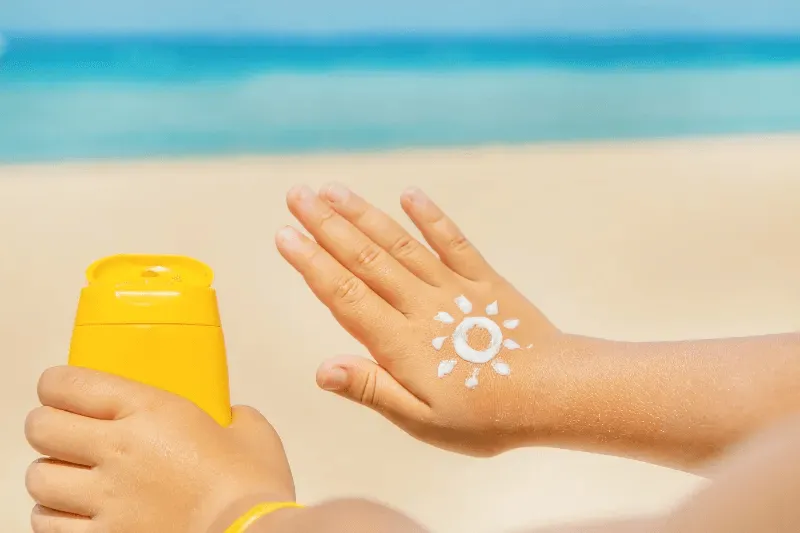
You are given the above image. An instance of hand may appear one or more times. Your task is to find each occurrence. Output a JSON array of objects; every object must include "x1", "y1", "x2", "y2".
[
  {"x1": 276, "y1": 184, "x2": 564, "y2": 456},
  {"x1": 24, "y1": 366, "x2": 295, "y2": 533}
]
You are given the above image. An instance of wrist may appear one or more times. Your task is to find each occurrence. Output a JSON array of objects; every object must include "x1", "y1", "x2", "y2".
[
  {"x1": 502, "y1": 332, "x2": 608, "y2": 451},
  {"x1": 509, "y1": 333, "x2": 715, "y2": 469},
  {"x1": 207, "y1": 493, "x2": 302, "y2": 533}
]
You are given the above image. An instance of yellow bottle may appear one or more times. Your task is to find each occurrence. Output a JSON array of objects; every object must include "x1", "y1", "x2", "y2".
[{"x1": 68, "y1": 254, "x2": 232, "y2": 426}]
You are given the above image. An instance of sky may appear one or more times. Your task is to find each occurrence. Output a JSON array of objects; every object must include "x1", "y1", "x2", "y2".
[{"x1": 2, "y1": 0, "x2": 800, "y2": 34}]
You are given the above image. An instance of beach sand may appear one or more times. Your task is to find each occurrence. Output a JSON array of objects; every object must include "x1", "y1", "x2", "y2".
[{"x1": 2, "y1": 134, "x2": 800, "y2": 532}]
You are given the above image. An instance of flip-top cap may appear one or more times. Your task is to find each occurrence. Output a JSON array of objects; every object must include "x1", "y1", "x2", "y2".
[{"x1": 74, "y1": 254, "x2": 221, "y2": 326}]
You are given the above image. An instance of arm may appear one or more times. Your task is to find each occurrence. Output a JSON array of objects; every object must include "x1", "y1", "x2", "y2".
[
  {"x1": 523, "y1": 519, "x2": 660, "y2": 533},
  {"x1": 223, "y1": 504, "x2": 656, "y2": 533},
  {"x1": 210, "y1": 496, "x2": 646, "y2": 533},
  {"x1": 659, "y1": 410, "x2": 800, "y2": 533},
  {"x1": 520, "y1": 332, "x2": 800, "y2": 471},
  {"x1": 520, "y1": 412, "x2": 800, "y2": 533},
  {"x1": 277, "y1": 184, "x2": 800, "y2": 472},
  {"x1": 218, "y1": 411, "x2": 800, "y2": 533}
]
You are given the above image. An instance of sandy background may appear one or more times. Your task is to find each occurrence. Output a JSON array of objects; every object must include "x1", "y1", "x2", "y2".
[{"x1": 2, "y1": 135, "x2": 800, "y2": 532}]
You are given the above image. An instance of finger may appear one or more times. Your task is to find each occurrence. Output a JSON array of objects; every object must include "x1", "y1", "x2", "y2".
[
  {"x1": 316, "y1": 355, "x2": 431, "y2": 424},
  {"x1": 31, "y1": 505, "x2": 92, "y2": 533},
  {"x1": 319, "y1": 183, "x2": 452, "y2": 287},
  {"x1": 38, "y1": 365, "x2": 167, "y2": 421},
  {"x1": 25, "y1": 406, "x2": 109, "y2": 467},
  {"x1": 275, "y1": 226, "x2": 406, "y2": 350},
  {"x1": 401, "y1": 187, "x2": 496, "y2": 281},
  {"x1": 26, "y1": 459, "x2": 96, "y2": 517},
  {"x1": 287, "y1": 185, "x2": 429, "y2": 313}
]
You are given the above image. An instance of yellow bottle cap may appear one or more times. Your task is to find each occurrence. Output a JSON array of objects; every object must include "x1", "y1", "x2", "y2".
[{"x1": 74, "y1": 254, "x2": 221, "y2": 326}]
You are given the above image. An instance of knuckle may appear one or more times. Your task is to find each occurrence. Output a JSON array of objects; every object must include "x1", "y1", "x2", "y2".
[
  {"x1": 358, "y1": 371, "x2": 379, "y2": 407},
  {"x1": 304, "y1": 246, "x2": 328, "y2": 269},
  {"x1": 128, "y1": 382, "x2": 179, "y2": 416},
  {"x1": 155, "y1": 394, "x2": 199, "y2": 422},
  {"x1": 106, "y1": 428, "x2": 131, "y2": 459},
  {"x1": 333, "y1": 275, "x2": 366, "y2": 305},
  {"x1": 355, "y1": 242, "x2": 384, "y2": 268},
  {"x1": 353, "y1": 206, "x2": 373, "y2": 226},
  {"x1": 427, "y1": 209, "x2": 446, "y2": 226},
  {"x1": 317, "y1": 205, "x2": 337, "y2": 225},
  {"x1": 388, "y1": 234, "x2": 418, "y2": 258},
  {"x1": 142, "y1": 391, "x2": 174, "y2": 414},
  {"x1": 98, "y1": 479, "x2": 119, "y2": 501},
  {"x1": 39, "y1": 366, "x2": 100, "y2": 407},
  {"x1": 447, "y1": 233, "x2": 471, "y2": 253}
]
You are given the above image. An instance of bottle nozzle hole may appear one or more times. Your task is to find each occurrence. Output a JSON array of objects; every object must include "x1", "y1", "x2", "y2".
[{"x1": 141, "y1": 266, "x2": 168, "y2": 278}]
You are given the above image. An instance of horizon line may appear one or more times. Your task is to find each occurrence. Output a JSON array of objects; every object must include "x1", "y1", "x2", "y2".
[{"x1": 3, "y1": 29, "x2": 800, "y2": 40}]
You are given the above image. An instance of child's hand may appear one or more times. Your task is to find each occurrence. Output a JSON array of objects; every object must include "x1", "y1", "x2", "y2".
[
  {"x1": 24, "y1": 366, "x2": 294, "y2": 533},
  {"x1": 276, "y1": 185, "x2": 562, "y2": 456}
]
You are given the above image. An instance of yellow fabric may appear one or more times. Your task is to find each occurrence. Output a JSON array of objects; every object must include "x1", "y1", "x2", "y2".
[{"x1": 224, "y1": 502, "x2": 304, "y2": 533}]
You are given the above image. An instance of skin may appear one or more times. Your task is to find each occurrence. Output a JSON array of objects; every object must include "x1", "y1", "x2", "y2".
[
  {"x1": 25, "y1": 366, "x2": 295, "y2": 533},
  {"x1": 226, "y1": 412, "x2": 800, "y2": 533},
  {"x1": 27, "y1": 369, "x2": 800, "y2": 533},
  {"x1": 24, "y1": 185, "x2": 800, "y2": 532}
]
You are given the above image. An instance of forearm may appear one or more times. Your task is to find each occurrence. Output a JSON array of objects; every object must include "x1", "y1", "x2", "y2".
[
  {"x1": 520, "y1": 332, "x2": 800, "y2": 471},
  {"x1": 659, "y1": 411, "x2": 800, "y2": 533},
  {"x1": 209, "y1": 497, "x2": 428, "y2": 533},
  {"x1": 525, "y1": 412, "x2": 800, "y2": 533}
]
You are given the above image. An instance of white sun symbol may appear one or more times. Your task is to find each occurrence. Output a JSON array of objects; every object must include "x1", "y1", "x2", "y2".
[{"x1": 432, "y1": 295, "x2": 522, "y2": 390}]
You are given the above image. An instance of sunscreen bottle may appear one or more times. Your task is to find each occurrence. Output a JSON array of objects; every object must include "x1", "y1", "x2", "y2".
[{"x1": 68, "y1": 254, "x2": 232, "y2": 426}]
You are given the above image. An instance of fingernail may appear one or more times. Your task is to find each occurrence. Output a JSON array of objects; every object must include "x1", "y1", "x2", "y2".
[
  {"x1": 403, "y1": 186, "x2": 427, "y2": 206},
  {"x1": 320, "y1": 367, "x2": 349, "y2": 391},
  {"x1": 322, "y1": 183, "x2": 350, "y2": 203},
  {"x1": 277, "y1": 226, "x2": 303, "y2": 250},
  {"x1": 290, "y1": 184, "x2": 314, "y2": 202}
]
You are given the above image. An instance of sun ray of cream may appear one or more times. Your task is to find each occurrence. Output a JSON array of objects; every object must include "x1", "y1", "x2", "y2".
[
  {"x1": 435, "y1": 312, "x2": 454, "y2": 324},
  {"x1": 455, "y1": 295, "x2": 473, "y2": 314},
  {"x1": 492, "y1": 360, "x2": 511, "y2": 376},
  {"x1": 465, "y1": 367, "x2": 480, "y2": 389},
  {"x1": 432, "y1": 336, "x2": 447, "y2": 350},
  {"x1": 503, "y1": 339, "x2": 520, "y2": 350},
  {"x1": 485, "y1": 301, "x2": 498, "y2": 315},
  {"x1": 438, "y1": 360, "x2": 457, "y2": 378},
  {"x1": 503, "y1": 318, "x2": 519, "y2": 329}
]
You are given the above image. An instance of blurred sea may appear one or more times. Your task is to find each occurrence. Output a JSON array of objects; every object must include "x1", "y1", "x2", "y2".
[{"x1": 1, "y1": 34, "x2": 800, "y2": 163}]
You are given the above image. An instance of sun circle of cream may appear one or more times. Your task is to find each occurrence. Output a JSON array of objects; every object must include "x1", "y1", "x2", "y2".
[
  {"x1": 451, "y1": 316, "x2": 503, "y2": 364},
  {"x1": 432, "y1": 295, "x2": 523, "y2": 389}
]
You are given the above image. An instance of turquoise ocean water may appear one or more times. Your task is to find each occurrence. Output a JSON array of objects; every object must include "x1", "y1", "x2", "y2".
[{"x1": 2, "y1": 34, "x2": 800, "y2": 163}]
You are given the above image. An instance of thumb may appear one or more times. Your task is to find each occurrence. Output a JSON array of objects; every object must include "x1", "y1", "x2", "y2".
[{"x1": 316, "y1": 356, "x2": 429, "y2": 422}]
